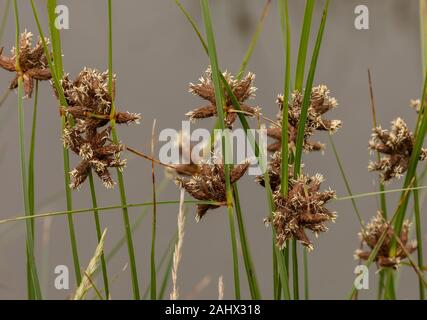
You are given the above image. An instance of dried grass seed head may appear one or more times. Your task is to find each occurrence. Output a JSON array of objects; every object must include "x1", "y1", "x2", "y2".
[
  {"x1": 186, "y1": 66, "x2": 260, "y2": 127},
  {"x1": 368, "y1": 117, "x2": 427, "y2": 182},
  {"x1": 256, "y1": 151, "x2": 294, "y2": 192},
  {"x1": 354, "y1": 211, "x2": 417, "y2": 269},
  {"x1": 176, "y1": 161, "x2": 250, "y2": 220},
  {"x1": 59, "y1": 67, "x2": 141, "y2": 131},
  {"x1": 64, "y1": 125, "x2": 126, "y2": 189},
  {"x1": 271, "y1": 173, "x2": 337, "y2": 251},
  {"x1": 267, "y1": 85, "x2": 341, "y2": 153},
  {"x1": 0, "y1": 30, "x2": 51, "y2": 98}
]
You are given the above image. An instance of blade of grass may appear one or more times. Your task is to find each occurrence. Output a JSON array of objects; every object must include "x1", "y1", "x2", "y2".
[
  {"x1": 142, "y1": 230, "x2": 177, "y2": 299},
  {"x1": 293, "y1": 0, "x2": 329, "y2": 178},
  {"x1": 101, "y1": 178, "x2": 169, "y2": 266},
  {"x1": 171, "y1": 5, "x2": 266, "y2": 299},
  {"x1": 73, "y1": 229, "x2": 107, "y2": 300},
  {"x1": 420, "y1": 0, "x2": 427, "y2": 73},
  {"x1": 28, "y1": 81, "x2": 38, "y2": 231},
  {"x1": 0, "y1": 0, "x2": 10, "y2": 43},
  {"x1": 368, "y1": 69, "x2": 388, "y2": 219},
  {"x1": 107, "y1": 0, "x2": 140, "y2": 300},
  {"x1": 13, "y1": 0, "x2": 42, "y2": 300},
  {"x1": 88, "y1": 173, "x2": 110, "y2": 299},
  {"x1": 0, "y1": 200, "x2": 223, "y2": 225},
  {"x1": 278, "y1": 0, "x2": 292, "y2": 299},
  {"x1": 413, "y1": 178, "x2": 425, "y2": 299},
  {"x1": 236, "y1": 0, "x2": 271, "y2": 79},
  {"x1": 31, "y1": 0, "x2": 83, "y2": 284},
  {"x1": 150, "y1": 120, "x2": 157, "y2": 300},
  {"x1": 200, "y1": 0, "x2": 241, "y2": 299},
  {"x1": 158, "y1": 249, "x2": 174, "y2": 300},
  {"x1": 367, "y1": 69, "x2": 389, "y2": 299},
  {"x1": 391, "y1": 72, "x2": 427, "y2": 253},
  {"x1": 233, "y1": 184, "x2": 261, "y2": 299},
  {"x1": 348, "y1": 179, "x2": 415, "y2": 299},
  {"x1": 292, "y1": 0, "x2": 330, "y2": 300},
  {"x1": 294, "y1": 0, "x2": 315, "y2": 91},
  {"x1": 27, "y1": 81, "x2": 38, "y2": 300}
]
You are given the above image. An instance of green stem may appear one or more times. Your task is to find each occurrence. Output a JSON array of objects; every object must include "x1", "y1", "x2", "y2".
[
  {"x1": 107, "y1": 0, "x2": 140, "y2": 299},
  {"x1": 200, "y1": 0, "x2": 240, "y2": 299},
  {"x1": 278, "y1": 0, "x2": 292, "y2": 300},
  {"x1": 0, "y1": 0, "x2": 10, "y2": 43},
  {"x1": 88, "y1": 172, "x2": 110, "y2": 299},
  {"x1": 150, "y1": 125, "x2": 157, "y2": 300},
  {"x1": 233, "y1": 184, "x2": 261, "y2": 299},
  {"x1": 291, "y1": 240, "x2": 299, "y2": 299},
  {"x1": 236, "y1": 0, "x2": 271, "y2": 79},
  {"x1": 294, "y1": 0, "x2": 315, "y2": 91},
  {"x1": 14, "y1": 0, "x2": 42, "y2": 300},
  {"x1": 413, "y1": 178, "x2": 425, "y2": 300}
]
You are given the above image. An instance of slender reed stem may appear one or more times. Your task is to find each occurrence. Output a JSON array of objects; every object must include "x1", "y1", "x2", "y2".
[
  {"x1": 0, "y1": 0, "x2": 10, "y2": 42},
  {"x1": 106, "y1": 0, "x2": 140, "y2": 299},
  {"x1": 237, "y1": 0, "x2": 271, "y2": 79},
  {"x1": 200, "y1": 0, "x2": 241, "y2": 299},
  {"x1": 150, "y1": 120, "x2": 158, "y2": 300},
  {"x1": 413, "y1": 178, "x2": 425, "y2": 299},
  {"x1": 88, "y1": 173, "x2": 110, "y2": 299},
  {"x1": 233, "y1": 185, "x2": 261, "y2": 299},
  {"x1": 278, "y1": 0, "x2": 292, "y2": 299},
  {"x1": 420, "y1": 0, "x2": 427, "y2": 73},
  {"x1": 31, "y1": 0, "x2": 83, "y2": 284},
  {"x1": 13, "y1": 0, "x2": 42, "y2": 300}
]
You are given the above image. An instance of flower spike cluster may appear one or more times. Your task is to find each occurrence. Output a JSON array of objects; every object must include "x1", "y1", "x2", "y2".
[
  {"x1": 59, "y1": 68, "x2": 141, "y2": 189},
  {"x1": 186, "y1": 67, "x2": 260, "y2": 127},
  {"x1": 368, "y1": 117, "x2": 427, "y2": 182},
  {"x1": 0, "y1": 30, "x2": 51, "y2": 98},
  {"x1": 256, "y1": 151, "x2": 294, "y2": 193},
  {"x1": 354, "y1": 212, "x2": 417, "y2": 269},
  {"x1": 267, "y1": 85, "x2": 341, "y2": 153},
  {"x1": 270, "y1": 173, "x2": 337, "y2": 251},
  {"x1": 176, "y1": 161, "x2": 249, "y2": 221}
]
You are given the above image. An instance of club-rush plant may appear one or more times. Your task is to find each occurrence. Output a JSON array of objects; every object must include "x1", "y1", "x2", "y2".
[{"x1": 0, "y1": 0, "x2": 426, "y2": 301}]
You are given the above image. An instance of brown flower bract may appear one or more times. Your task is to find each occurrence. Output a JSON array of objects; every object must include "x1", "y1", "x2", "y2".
[
  {"x1": 0, "y1": 30, "x2": 51, "y2": 98},
  {"x1": 186, "y1": 67, "x2": 260, "y2": 127},
  {"x1": 368, "y1": 117, "x2": 427, "y2": 182},
  {"x1": 355, "y1": 212, "x2": 417, "y2": 269},
  {"x1": 177, "y1": 162, "x2": 249, "y2": 220},
  {"x1": 272, "y1": 173, "x2": 336, "y2": 251},
  {"x1": 267, "y1": 85, "x2": 341, "y2": 153}
]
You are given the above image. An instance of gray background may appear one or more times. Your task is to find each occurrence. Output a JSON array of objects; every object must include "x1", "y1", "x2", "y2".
[{"x1": 0, "y1": 0, "x2": 425, "y2": 299}]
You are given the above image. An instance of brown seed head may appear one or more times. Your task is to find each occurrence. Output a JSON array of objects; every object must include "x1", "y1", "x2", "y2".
[
  {"x1": 186, "y1": 67, "x2": 260, "y2": 127},
  {"x1": 0, "y1": 30, "x2": 51, "y2": 98},
  {"x1": 267, "y1": 85, "x2": 341, "y2": 153},
  {"x1": 354, "y1": 212, "x2": 417, "y2": 269},
  {"x1": 176, "y1": 161, "x2": 249, "y2": 220},
  {"x1": 368, "y1": 117, "x2": 427, "y2": 182},
  {"x1": 271, "y1": 173, "x2": 337, "y2": 251}
]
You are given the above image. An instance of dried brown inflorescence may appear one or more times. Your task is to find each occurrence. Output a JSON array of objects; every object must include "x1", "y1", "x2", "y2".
[
  {"x1": 59, "y1": 68, "x2": 141, "y2": 189},
  {"x1": 354, "y1": 212, "x2": 417, "y2": 269},
  {"x1": 186, "y1": 67, "x2": 260, "y2": 127},
  {"x1": 368, "y1": 117, "x2": 427, "y2": 182},
  {"x1": 270, "y1": 173, "x2": 336, "y2": 251},
  {"x1": 176, "y1": 162, "x2": 249, "y2": 220},
  {"x1": 63, "y1": 126, "x2": 126, "y2": 189},
  {"x1": 267, "y1": 85, "x2": 341, "y2": 153},
  {"x1": 59, "y1": 67, "x2": 140, "y2": 134},
  {"x1": 0, "y1": 30, "x2": 51, "y2": 98},
  {"x1": 256, "y1": 151, "x2": 294, "y2": 192}
]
